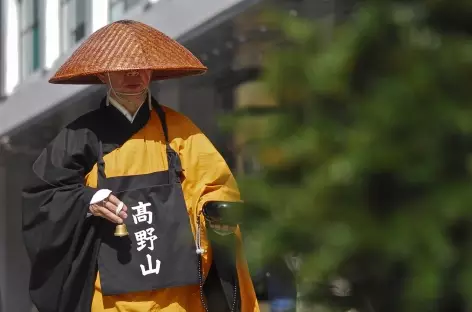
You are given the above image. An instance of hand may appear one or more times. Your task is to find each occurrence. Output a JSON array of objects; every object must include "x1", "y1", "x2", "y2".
[{"x1": 89, "y1": 194, "x2": 128, "y2": 224}]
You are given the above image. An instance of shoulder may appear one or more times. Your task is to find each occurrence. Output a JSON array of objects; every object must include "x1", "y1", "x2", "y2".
[
  {"x1": 160, "y1": 105, "x2": 201, "y2": 135},
  {"x1": 60, "y1": 107, "x2": 109, "y2": 142},
  {"x1": 161, "y1": 105, "x2": 195, "y2": 125},
  {"x1": 66, "y1": 108, "x2": 104, "y2": 132},
  {"x1": 47, "y1": 108, "x2": 104, "y2": 150},
  {"x1": 34, "y1": 109, "x2": 102, "y2": 172}
]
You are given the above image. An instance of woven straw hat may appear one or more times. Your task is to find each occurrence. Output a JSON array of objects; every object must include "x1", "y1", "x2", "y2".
[{"x1": 49, "y1": 20, "x2": 207, "y2": 84}]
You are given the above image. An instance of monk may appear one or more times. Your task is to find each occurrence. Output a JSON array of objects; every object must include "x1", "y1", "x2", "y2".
[{"x1": 22, "y1": 20, "x2": 259, "y2": 312}]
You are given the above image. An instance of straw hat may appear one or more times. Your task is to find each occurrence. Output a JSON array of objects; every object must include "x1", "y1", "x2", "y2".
[{"x1": 49, "y1": 20, "x2": 207, "y2": 84}]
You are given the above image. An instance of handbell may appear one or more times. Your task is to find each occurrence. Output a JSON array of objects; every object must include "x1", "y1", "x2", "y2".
[{"x1": 114, "y1": 224, "x2": 129, "y2": 237}]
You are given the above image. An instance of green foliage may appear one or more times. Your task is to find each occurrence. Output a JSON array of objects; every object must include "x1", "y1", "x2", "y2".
[{"x1": 234, "y1": 1, "x2": 472, "y2": 311}]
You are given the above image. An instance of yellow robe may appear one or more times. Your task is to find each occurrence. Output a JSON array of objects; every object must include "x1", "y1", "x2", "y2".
[{"x1": 84, "y1": 105, "x2": 259, "y2": 312}]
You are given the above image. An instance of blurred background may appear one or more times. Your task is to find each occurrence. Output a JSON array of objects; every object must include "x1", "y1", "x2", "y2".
[
  {"x1": 9, "y1": 0, "x2": 470, "y2": 312},
  {"x1": 0, "y1": 0, "x2": 357, "y2": 311}
]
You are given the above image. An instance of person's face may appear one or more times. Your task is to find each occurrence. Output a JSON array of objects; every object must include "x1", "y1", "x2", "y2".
[{"x1": 98, "y1": 69, "x2": 152, "y2": 93}]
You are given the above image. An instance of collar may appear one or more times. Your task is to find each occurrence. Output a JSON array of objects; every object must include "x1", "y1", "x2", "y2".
[
  {"x1": 99, "y1": 96, "x2": 152, "y2": 147},
  {"x1": 107, "y1": 91, "x2": 153, "y2": 123}
]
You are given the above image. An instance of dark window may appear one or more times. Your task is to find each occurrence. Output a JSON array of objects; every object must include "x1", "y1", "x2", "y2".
[
  {"x1": 60, "y1": 0, "x2": 87, "y2": 53},
  {"x1": 20, "y1": 0, "x2": 40, "y2": 78}
]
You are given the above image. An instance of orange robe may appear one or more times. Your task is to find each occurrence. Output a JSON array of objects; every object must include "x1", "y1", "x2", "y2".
[{"x1": 84, "y1": 106, "x2": 259, "y2": 312}]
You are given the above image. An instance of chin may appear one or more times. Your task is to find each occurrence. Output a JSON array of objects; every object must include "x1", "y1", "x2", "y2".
[
  {"x1": 117, "y1": 87, "x2": 146, "y2": 94},
  {"x1": 130, "y1": 86, "x2": 146, "y2": 92}
]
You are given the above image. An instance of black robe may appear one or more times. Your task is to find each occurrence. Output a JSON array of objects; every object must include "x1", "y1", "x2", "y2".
[{"x1": 22, "y1": 99, "x2": 146, "y2": 312}]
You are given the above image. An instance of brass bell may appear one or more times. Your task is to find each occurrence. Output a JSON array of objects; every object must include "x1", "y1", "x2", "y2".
[{"x1": 114, "y1": 224, "x2": 129, "y2": 237}]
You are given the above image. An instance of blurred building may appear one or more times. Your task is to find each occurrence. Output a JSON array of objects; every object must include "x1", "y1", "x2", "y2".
[{"x1": 0, "y1": 0, "x2": 354, "y2": 311}]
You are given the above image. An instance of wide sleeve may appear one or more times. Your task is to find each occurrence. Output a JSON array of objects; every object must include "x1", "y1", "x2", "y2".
[
  {"x1": 178, "y1": 118, "x2": 260, "y2": 312},
  {"x1": 21, "y1": 124, "x2": 99, "y2": 310},
  {"x1": 179, "y1": 120, "x2": 240, "y2": 222}
]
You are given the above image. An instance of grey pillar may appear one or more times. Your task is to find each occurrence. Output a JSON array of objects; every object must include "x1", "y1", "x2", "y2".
[
  {"x1": 0, "y1": 166, "x2": 6, "y2": 312},
  {"x1": 5, "y1": 155, "x2": 34, "y2": 312}
]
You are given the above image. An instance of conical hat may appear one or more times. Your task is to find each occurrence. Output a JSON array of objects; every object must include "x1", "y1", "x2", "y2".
[{"x1": 49, "y1": 20, "x2": 207, "y2": 84}]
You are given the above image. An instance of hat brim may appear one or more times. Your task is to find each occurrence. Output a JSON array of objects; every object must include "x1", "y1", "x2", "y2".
[{"x1": 48, "y1": 66, "x2": 207, "y2": 84}]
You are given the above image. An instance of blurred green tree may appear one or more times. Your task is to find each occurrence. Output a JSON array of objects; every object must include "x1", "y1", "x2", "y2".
[{"x1": 231, "y1": 1, "x2": 472, "y2": 311}]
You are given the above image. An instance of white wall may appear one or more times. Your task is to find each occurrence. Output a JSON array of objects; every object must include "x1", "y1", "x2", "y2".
[
  {"x1": 92, "y1": 0, "x2": 109, "y2": 32},
  {"x1": 4, "y1": 0, "x2": 19, "y2": 95},
  {"x1": 44, "y1": 0, "x2": 60, "y2": 70}
]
